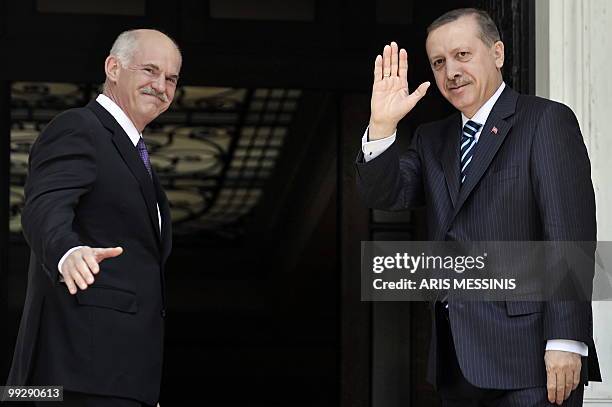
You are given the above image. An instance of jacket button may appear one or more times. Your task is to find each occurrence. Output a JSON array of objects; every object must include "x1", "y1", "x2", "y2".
[{"x1": 161, "y1": 309, "x2": 167, "y2": 318}]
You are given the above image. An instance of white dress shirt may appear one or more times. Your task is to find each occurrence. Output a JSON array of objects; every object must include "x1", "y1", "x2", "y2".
[
  {"x1": 360, "y1": 82, "x2": 588, "y2": 357},
  {"x1": 58, "y1": 94, "x2": 162, "y2": 274}
]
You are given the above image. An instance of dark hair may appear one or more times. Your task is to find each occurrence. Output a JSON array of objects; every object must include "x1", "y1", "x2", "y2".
[{"x1": 427, "y1": 8, "x2": 501, "y2": 47}]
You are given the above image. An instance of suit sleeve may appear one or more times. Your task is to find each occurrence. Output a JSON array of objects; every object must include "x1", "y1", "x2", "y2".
[
  {"x1": 355, "y1": 127, "x2": 425, "y2": 211},
  {"x1": 530, "y1": 102, "x2": 595, "y2": 344},
  {"x1": 21, "y1": 111, "x2": 97, "y2": 283}
]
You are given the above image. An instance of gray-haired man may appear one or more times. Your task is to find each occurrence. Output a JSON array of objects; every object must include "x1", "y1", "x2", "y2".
[{"x1": 8, "y1": 29, "x2": 179, "y2": 406}]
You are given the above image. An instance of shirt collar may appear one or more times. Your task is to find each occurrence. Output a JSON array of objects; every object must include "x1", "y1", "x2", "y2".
[
  {"x1": 461, "y1": 81, "x2": 506, "y2": 131},
  {"x1": 96, "y1": 94, "x2": 142, "y2": 147}
]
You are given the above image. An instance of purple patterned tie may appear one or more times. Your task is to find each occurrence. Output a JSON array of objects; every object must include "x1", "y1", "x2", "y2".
[{"x1": 136, "y1": 137, "x2": 152, "y2": 178}]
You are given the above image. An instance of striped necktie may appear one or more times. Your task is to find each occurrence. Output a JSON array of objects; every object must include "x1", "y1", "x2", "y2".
[
  {"x1": 460, "y1": 120, "x2": 482, "y2": 183},
  {"x1": 136, "y1": 137, "x2": 152, "y2": 178}
]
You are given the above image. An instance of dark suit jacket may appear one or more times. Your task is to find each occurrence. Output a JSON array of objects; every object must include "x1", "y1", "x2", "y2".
[
  {"x1": 356, "y1": 86, "x2": 601, "y2": 389},
  {"x1": 7, "y1": 100, "x2": 172, "y2": 405}
]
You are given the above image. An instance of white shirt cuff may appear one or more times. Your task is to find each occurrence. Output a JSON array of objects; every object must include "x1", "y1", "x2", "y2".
[
  {"x1": 362, "y1": 127, "x2": 396, "y2": 162},
  {"x1": 57, "y1": 246, "x2": 84, "y2": 282},
  {"x1": 546, "y1": 339, "x2": 588, "y2": 357}
]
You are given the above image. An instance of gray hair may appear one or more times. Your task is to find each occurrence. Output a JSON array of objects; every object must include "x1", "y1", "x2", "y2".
[
  {"x1": 427, "y1": 8, "x2": 501, "y2": 47},
  {"x1": 109, "y1": 29, "x2": 182, "y2": 66},
  {"x1": 109, "y1": 30, "x2": 140, "y2": 66}
]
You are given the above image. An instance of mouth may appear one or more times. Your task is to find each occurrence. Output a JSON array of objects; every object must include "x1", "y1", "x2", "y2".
[
  {"x1": 141, "y1": 93, "x2": 166, "y2": 103},
  {"x1": 447, "y1": 83, "x2": 470, "y2": 94}
]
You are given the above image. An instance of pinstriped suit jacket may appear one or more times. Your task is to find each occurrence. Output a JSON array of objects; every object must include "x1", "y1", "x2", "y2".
[{"x1": 356, "y1": 86, "x2": 601, "y2": 389}]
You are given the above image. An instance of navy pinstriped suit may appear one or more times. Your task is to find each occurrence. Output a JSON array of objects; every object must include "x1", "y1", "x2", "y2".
[{"x1": 356, "y1": 86, "x2": 601, "y2": 392}]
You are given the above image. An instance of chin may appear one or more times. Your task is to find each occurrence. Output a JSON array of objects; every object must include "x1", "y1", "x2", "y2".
[
  {"x1": 447, "y1": 96, "x2": 465, "y2": 110},
  {"x1": 452, "y1": 96, "x2": 476, "y2": 111},
  {"x1": 141, "y1": 105, "x2": 160, "y2": 115}
]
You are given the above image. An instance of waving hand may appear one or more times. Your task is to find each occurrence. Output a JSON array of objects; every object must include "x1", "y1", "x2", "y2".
[{"x1": 369, "y1": 42, "x2": 430, "y2": 140}]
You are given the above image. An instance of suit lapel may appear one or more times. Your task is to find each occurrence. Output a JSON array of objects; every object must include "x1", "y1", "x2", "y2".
[
  {"x1": 453, "y1": 87, "x2": 518, "y2": 216},
  {"x1": 440, "y1": 113, "x2": 463, "y2": 208},
  {"x1": 87, "y1": 100, "x2": 161, "y2": 247}
]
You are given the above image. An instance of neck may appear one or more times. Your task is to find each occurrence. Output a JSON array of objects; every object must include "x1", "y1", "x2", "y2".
[{"x1": 102, "y1": 87, "x2": 145, "y2": 133}]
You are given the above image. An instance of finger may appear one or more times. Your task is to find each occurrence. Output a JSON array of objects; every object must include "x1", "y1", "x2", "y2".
[
  {"x1": 83, "y1": 253, "x2": 100, "y2": 275},
  {"x1": 572, "y1": 363, "x2": 581, "y2": 390},
  {"x1": 74, "y1": 258, "x2": 95, "y2": 285},
  {"x1": 383, "y1": 45, "x2": 391, "y2": 77},
  {"x1": 68, "y1": 266, "x2": 88, "y2": 291},
  {"x1": 403, "y1": 81, "x2": 431, "y2": 110},
  {"x1": 564, "y1": 369, "x2": 573, "y2": 400},
  {"x1": 93, "y1": 247, "x2": 123, "y2": 263},
  {"x1": 373, "y1": 55, "x2": 383, "y2": 83},
  {"x1": 390, "y1": 42, "x2": 399, "y2": 77},
  {"x1": 555, "y1": 372, "x2": 565, "y2": 405},
  {"x1": 410, "y1": 81, "x2": 431, "y2": 100},
  {"x1": 547, "y1": 370, "x2": 556, "y2": 404},
  {"x1": 399, "y1": 48, "x2": 408, "y2": 84},
  {"x1": 63, "y1": 271, "x2": 78, "y2": 295}
]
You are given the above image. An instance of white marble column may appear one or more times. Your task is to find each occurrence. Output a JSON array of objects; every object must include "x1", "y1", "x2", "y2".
[{"x1": 536, "y1": 0, "x2": 612, "y2": 404}]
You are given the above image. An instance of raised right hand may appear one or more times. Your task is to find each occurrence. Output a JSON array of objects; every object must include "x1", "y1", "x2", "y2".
[
  {"x1": 369, "y1": 41, "x2": 430, "y2": 140},
  {"x1": 60, "y1": 246, "x2": 123, "y2": 294}
]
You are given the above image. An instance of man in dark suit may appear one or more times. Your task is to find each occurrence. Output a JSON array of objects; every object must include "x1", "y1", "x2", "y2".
[
  {"x1": 7, "y1": 29, "x2": 179, "y2": 406},
  {"x1": 356, "y1": 8, "x2": 600, "y2": 406}
]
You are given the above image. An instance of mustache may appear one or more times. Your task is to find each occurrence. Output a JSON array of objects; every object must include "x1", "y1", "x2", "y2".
[
  {"x1": 140, "y1": 87, "x2": 168, "y2": 103},
  {"x1": 446, "y1": 79, "x2": 471, "y2": 89}
]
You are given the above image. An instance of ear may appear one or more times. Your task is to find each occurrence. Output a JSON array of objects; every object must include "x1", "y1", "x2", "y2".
[
  {"x1": 493, "y1": 40, "x2": 505, "y2": 69},
  {"x1": 105, "y1": 55, "x2": 121, "y2": 83}
]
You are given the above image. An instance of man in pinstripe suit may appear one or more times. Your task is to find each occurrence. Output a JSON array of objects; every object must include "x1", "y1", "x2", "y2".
[{"x1": 356, "y1": 8, "x2": 600, "y2": 406}]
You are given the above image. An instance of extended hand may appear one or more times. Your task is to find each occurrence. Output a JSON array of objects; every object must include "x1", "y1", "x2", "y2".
[
  {"x1": 369, "y1": 41, "x2": 430, "y2": 140},
  {"x1": 60, "y1": 246, "x2": 123, "y2": 294},
  {"x1": 545, "y1": 350, "x2": 581, "y2": 405}
]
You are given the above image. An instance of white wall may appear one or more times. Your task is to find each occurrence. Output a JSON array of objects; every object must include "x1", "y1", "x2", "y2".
[{"x1": 536, "y1": 0, "x2": 612, "y2": 404}]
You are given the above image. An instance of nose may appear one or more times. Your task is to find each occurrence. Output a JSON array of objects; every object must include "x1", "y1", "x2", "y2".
[
  {"x1": 445, "y1": 60, "x2": 461, "y2": 81},
  {"x1": 151, "y1": 74, "x2": 166, "y2": 94}
]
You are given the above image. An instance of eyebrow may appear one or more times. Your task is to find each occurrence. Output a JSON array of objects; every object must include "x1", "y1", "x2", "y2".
[
  {"x1": 450, "y1": 46, "x2": 471, "y2": 53},
  {"x1": 429, "y1": 46, "x2": 472, "y2": 62},
  {"x1": 141, "y1": 63, "x2": 180, "y2": 80}
]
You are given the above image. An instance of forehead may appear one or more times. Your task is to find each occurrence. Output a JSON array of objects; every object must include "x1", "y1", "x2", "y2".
[
  {"x1": 426, "y1": 15, "x2": 482, "y2": 55},
  {"x1": 132, "y1": 37, "x2": 182, "y2": 73}
]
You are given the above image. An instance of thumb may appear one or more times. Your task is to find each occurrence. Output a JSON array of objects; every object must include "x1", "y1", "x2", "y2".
[
  {"x1": 409, "y1": 81, "x2": 431, "y2": 102},
  {"x1": 401, "y1": 81, "x2": 430, "y2": 113},
  {"x1": 93, "y1": 247, "x2": 123, "y2": 263}
]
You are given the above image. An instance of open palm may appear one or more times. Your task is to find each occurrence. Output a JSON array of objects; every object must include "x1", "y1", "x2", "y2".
[{"x1": 369, "y1": 42, "x2": 430, "y2": 140}]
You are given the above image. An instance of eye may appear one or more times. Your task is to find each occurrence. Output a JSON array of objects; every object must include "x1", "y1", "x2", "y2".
[
  {"x1": 457, "y1": 51, "x2": 471, "y2": 60},
  {"x1": 166, "y1": 77, "x2": 177, "y2": 85},
  {"x1": 432, "y1": 59, "x2": 444, "y2": 69},
  {"x1": 143, "y1": 67, "x2": 155, "y2": 74}
]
